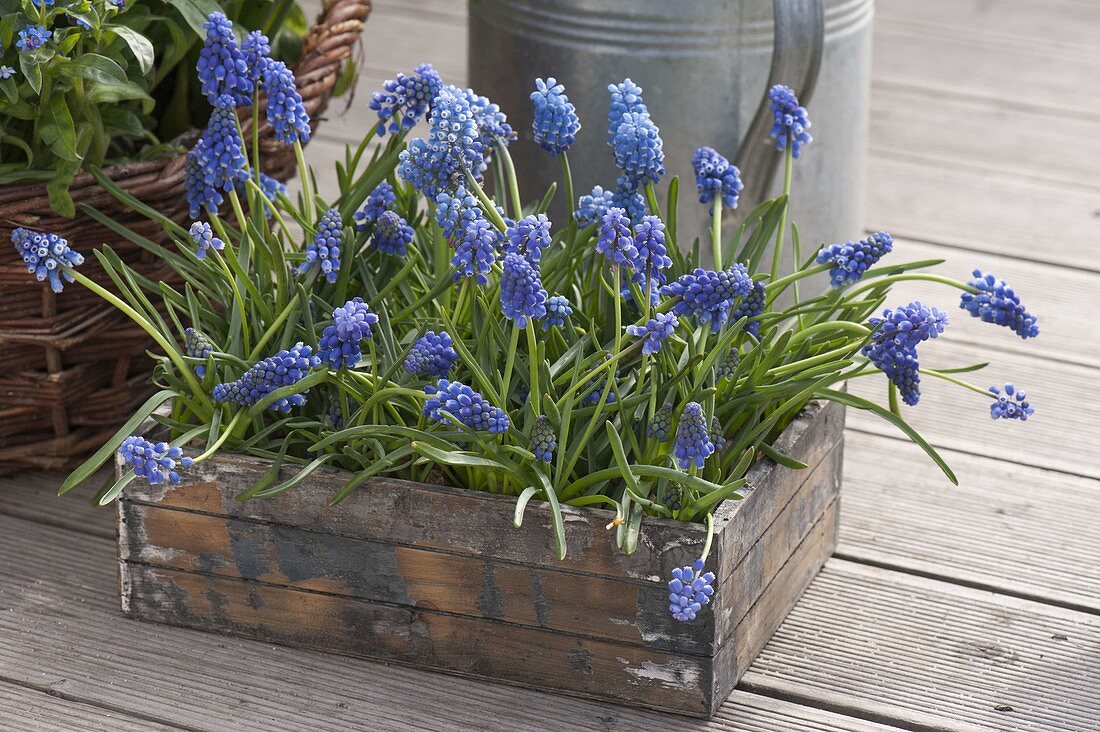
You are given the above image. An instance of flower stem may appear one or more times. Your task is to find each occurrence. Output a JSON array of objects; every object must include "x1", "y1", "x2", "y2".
[
  {"x1": 193, "y1": 411, "x2": 247, "y2": 462},
  {"x1": 844, "y1": 273, "x2": 979, "y2": 300},
  {"x1": 560, "y1": 152, "x2": 577, "y2": 244},
  {"x1": 293, "y1": 140, "x2": 314, "y2": 224},
  {"x1": 921, "y1": 367, "x2": 995, "y2": 398},
  {"x1": 710, "y1": 198, "x2": 723, "y2": 270},
  {"x1": 464, "y1": 170, "x2": 509, "y2": 233},
  {"x1": 770, "y1": 145, "x2": 794, "y2": 282},
  {"x1": 501, "y1": 322, "x2": 521, "y2": 408},
  {"x1": 498, "y1": 141, "x2": 524, "y2": 218},
  {"x1": 525, "y1": 323, "x2": 540, "y2": 416}
]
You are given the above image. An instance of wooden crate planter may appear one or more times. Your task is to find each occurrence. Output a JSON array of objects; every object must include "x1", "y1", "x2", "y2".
[{"x1": 117, "y1": 400, "x2": 844, "y2": 717}]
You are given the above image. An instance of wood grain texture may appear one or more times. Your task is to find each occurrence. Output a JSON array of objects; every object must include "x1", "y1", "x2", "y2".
[
  {"x1": 0, "y1": 467, "x2": 115, "y2": 539},
  {"x1": 0, "y1": 683, "x2": 186, "y2": 732}
]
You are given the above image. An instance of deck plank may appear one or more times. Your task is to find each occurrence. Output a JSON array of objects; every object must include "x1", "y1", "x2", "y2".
[{"x1": 0, "y1": 683, "x2": 186, "y2": 732}]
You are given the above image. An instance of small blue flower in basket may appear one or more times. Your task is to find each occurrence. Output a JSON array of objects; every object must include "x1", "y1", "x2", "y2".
[
  {"x1": 668, "y1": 559, "x2": 716, "y2": 622},
  {"x1": 692, "y1": 147, "x2": 743, "y2": 212},
  {"x1": 574, "y1": 185, "x2": 614, "y2": 228},
  {"x1": 817, "y1": 232, "x2": 894, "y2": 287},
  {"x1": 370, "y1": 63, "x2": 444, "y2": 137},
  {"x1": 300, "y1": 208, "x2": 344, "y2": 283},
  {"x1": 372, "y1": 211, "x2": 415, "y2": 257},
  {"x1": 627, "y1": 312, "x2": 679, "y2": 356},
  {"x1": 452, "y1": 217, "x2": 499, "y2": 286},
  {"x1": 118, "y1": 436, "x2": 194, "y2": 486},
  {"x1": 423, "y1": 379, "x2": 509, "y2": 434},
  {"x1": 960, "y1": 270, "x2": 1039, "y2": 340},
  {"x1": 500, "y1": 253, "x2": 548, "y2": 328},
  {"x1": 662, "y1": 265, "x2": 754, "y2": 333},
  {"x1": 213, "y1": 343, "x2": 321, "y2": 413},
  {"x1": 542, "y1": 295, "x2": 573, "y2": 330},
  {"x1": 530, "y1": 415, "x2": 557, "y2": 463},
  {"x1": 356, "y1": 182, "x2": 397, "y2": 231},
  {"x1": 674, "y1": 402, "x2": 714, "y2": 470},
  {"x1": 10, "y1": 228, "x2": 84, "y2": 293},
  {"x1": 197, "y1": 12, "x2": 252, "y2": 105}
]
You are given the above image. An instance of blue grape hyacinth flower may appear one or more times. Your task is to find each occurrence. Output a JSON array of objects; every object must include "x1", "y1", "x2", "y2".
[
  {"x1": 710, "y1": 417, "x2": 727, "y2": 453},
  {"x1": 861, "y1": 341, "x2": 923, "y2": 406},
  {"x1": 869, "y1": 301, "x2": 948, "y2": 351},
  {"x1": 500, "y1": 253, "x2": 548, "y2": 328},
  {"x1": 398, "y1": 86, "x2": 484, "y2": 198},
  {"x1": 188, "y1": 221, "x2": 224, "y2": 260},
  {"x1": 423, "y1": 378, "x2": 509, "y2": 434},
  {"x1": 583, "y1": 375, "x2": 617, "y2": 405},
  {"x1": 768, "y1": 84, "x2": 812, "y2": 158},
  {"x1": 574, "y1": 185, "x2": 615, "y2": 228},
  {"x1": 674, "y1": 402, "x2": 715, "y2": 470},
  {"x1": 542, "y1": 295, "x2": 573, "y2": 330},
  {"x1": 611, "y1": 173, "x2": 647, "y2": 222},
  {"x1": 318, "y1": 298, "x2": 379, "y2": 370},
  {"x1": 263, "y1": 60, "x2": 311, "y2": 144},
  {"x1": 661, "y1": 265, "x2": 754, "y2": 332},
  {"x1": 370, "y1": 63, "x2": 444, "y2": 137},
  {"x1": 647, "y1": 405, "x2": 673, "y2": 442},
  {"x1": 989, "y1": 383, "x2": 1034, "y2": 421},
  {"x1": 10, "y1": 228, "x2": 84, "y2": 293},
  {"x1": 119, "y1": 436, "x2": 194, "y2": 486},
  {"x1": 435, "y1": 185, "x2": 481, "y2": 241},
  {"x1": 631, "y1": 214, "x2": 672, "y2": 289},
  {"x1": 504, "y1": 214, "x2": 552, "y2": 263},
  {"x1": 731, "y1": 280, "x2": 767, "y2": 337},
  {"x1": 530, "y1": 415, "x2": 557, "y2": 463},
  {"x1": 213, "y1": 342, "x2": 321, "y2": 413},
  {"x1": 404, "y1": 331, "x2": 458, "y2": 379},
  {"x1": 184, "y1": 327, "x2": 215, "y2": 377},
  {"x1": 609, "y1": 110, "x2": 665, "y2": 185},
  {"x1": 817, "y1": 232, "x2": 894, "y2": 287},
  {"x1": 300, "y1": 208, "x2": 343, "y2": 282},
  {"x1": 596, "y1": 207, "x2": 638, "y2": 269},
  {"x1": 627, "y1": 312, "x2": 679, "y2": 356},
  {"x1": 692, "y1": 147, "x2": 743, "y2": 211},
  {"x1": 668, "y1": 559, "x2": 716, "y2": 622},
  {"x1": 607, "y1": 78, "x2": 646, "y2": 136},
  {"x1": 960, "y1": 270, "x2": 1039, "y2": 340},
  {"x1": 241, "y1": 30, "x2": 272, "y2": 83},
  {"x1": 197, "y1": 12, "x2": 251, "y2": 105},
  {"x1": 372, "y1": 210, "x2": 414, "y2": 257},
  {"x1": 452, "y1": 217, "x2": 499, "y2": 286},
  {"x1": 531, "y1": 77, "x2": 580, "y2": 156},
  {"x1": 187, "y1": 95, "x2": 249, "y2": 216},
  {"x1": 355, "y1": 182, "x2": 397, "y2": 231}
]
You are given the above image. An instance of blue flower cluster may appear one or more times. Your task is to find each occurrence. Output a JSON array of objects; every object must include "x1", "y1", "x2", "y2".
[
  {"x1": 674, "y1": 402, "x2": 714, "y2": 470},
  {"x1": 213, "y1": 342, "x2": 320, "y2": 413},
  {"x1": 241, "y1": 30, "x2": 271, "y2": 83},
  {"x1": 530, "y1": 415, "x2": 557, "y2": 462},
  {"x1": 583, "y1": 375, "x2": 617, "y2": 405},
  {"x1": 692, "y1": 147, "x2": 743, "y2": 211},
  {"x1": 731, "y1": 280, "x2": 766, "y2": 337},
  {"x1": 118, "y1": 436, "x2": 194, "y2": 486},
  {"x1": 318, "y1": 298, "x2": 379, "y2": 370},
  {"x1": 197, "y1": 12, "x2": 251, "y2": 105},
  {"x1": 263, "y1": 60, "x2": 311, "y2": 144},
  {"x1": 531, "y1": 77, "x2": 580, "y2": 156},
  {"x1": 500, "y1": 253, "x2": 548, "y2": 328},
  {"x1": 861, "y1": 301, "x2": 948, "y2": 406},
  {"x1": 186, "y1": 95, "x2": 249, "y2": 217},
  {"x1": 959, "y1": 270, "x2": 1039, "y2": 340},
  {"x1": 461, "y1": 86, "x2": 516, "y2": 159},
  {"x1": 452, "y1": 217, "x2": 499, "y2": 285},
  {"x1": 10, "y1": 228, "x2": 84, "y2": 293},
  {"x1": 355, "y1": 182, "x2": 397, "y2": 231},
  {"x1": 661, "y1": 264, "x2": 754, "y2": 332},
  {"x1": 404, "y1": 331, "x2": 458, "y2": 378},
  {"x1": 668, "y1": 559, "x2": 716, "y2": 622},
  {"x1": 372, "y1": 210, "x2": 414, "y2": 257},
  {"x1": 574, "y1": 185, "x2": 614, "y2": 228},
  {"x1": 710, "y1": 417, "x2": 727, "y2": 453},
  {"x1": 188, "y1": 221, "x2": 224, "y2": 260},
  {"x1": 647, "y1": 405, "x2": 673, "y2": 442},
  {"x1": 596, "y1": 207, "x2": 638, "y2": 268},
  {"x1": 627, "y1": 312, "x2": 679, "y2": 355},
  {"x1": 607, "y1": 78, "x2": 645, "y2": 134},
  {"x1": 300, "y1": 208, "x2": 343, "y2": 282},
  {"x1": 768, "y1": 84, "x2": 812, "y2": 158},
  {"x1": 989, "y1": 383, "x2": 1034, "y2": 421},
  {"x1": 611, "y1": 173, "x2": 647, "y2": 222},
  {"x1": 434, "y1": 185, "x2": 481, "y2": 241},
  {"x1": 609, "y1": 111, "x2": 664, "y2": 185},
  {"x1": 543, "y1": 295, "x2": 573, "y2": 330},
  {"x1": 423, "y1": 379, "x2": 509, "y2": 434},
  {"x1": 504, "y1": 214, "x2": 552, "y2": 263},
  {"x1": 631, "y1": 214, "x2": 672, "y2": 293},
  {"x1": 371, "y1": 63, "x2": 444, "y2": 137},
  {"x1": 17, "y1": 25, "x2": 51, "y2": 52},
  {"x1": 398, "y1": 85, "x2": 484, "y2": 198},
  {"x1": 717, "y1": 349, "x2": 740, "y2": 381},
  {"x1": 817, "y1": 232, "x2": 894, "y2": 287},
  {"x1": 184, "y1": 327, "x2": 214, "y2": 377}
]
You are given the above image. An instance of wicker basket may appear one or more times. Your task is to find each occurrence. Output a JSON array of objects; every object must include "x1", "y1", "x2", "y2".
[{"x1": 0, "y1": 0, "x2": 372, "y2": 474}]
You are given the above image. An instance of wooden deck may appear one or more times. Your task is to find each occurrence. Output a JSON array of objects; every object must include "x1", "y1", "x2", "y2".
[{"x1": 3, "y1": 0, "x2": 1100, "y2": 728}]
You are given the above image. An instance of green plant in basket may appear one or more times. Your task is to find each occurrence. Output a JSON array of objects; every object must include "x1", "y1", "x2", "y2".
[
  {"x1": 0, "y1": 0, "x2": 314, "y2": 215},
  {"x1": 20, "y1": 44, "x2": 1039, "y2": 624}
]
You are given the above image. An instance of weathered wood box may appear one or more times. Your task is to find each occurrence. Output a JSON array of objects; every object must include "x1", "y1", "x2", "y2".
[{"x1": 117, "y1": 400, "x2": 844, "y2": 717}]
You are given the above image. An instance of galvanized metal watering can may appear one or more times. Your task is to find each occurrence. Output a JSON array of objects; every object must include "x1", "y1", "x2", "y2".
[{"x1": 469, "y1": 0, "x2": 872, "y2": 252}]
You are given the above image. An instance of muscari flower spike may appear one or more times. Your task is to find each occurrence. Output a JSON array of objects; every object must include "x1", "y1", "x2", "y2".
[
  {"x1": 731, "y1": 280, "x2": 767, "y2": 337},
  {"x1": 318, "y1": 298, "x2": 379, "y2": 370},
  {"x1": 188, "y1": 221, "x2": 224, "y2": 260},
  {"x1": 355, "y1": 182, "x2": 397, "y2": 231},
  {"x1": 461, "y1": 86, "x2": 516, "y2": 162},
  {"x1": 631, "y1": 214, "x2": 672, "y2": 289},
  {"x1": 504, "y1": 214, "x2": 552, "y2": 263},
  {"x1": 370, "y1": 63, "x2": 444, "y2": 137},
  {"x1": 627, "y1": 312, "x2": 679, "y2": 356},
  {"x1": 710, "y1": 417, "x2": 727, "y2": 453},
  {"x1": 717, "y1": 349, "x2": 740, "y2": 381},
  {"x1": 404, "y1": 331, "x2": 458, "y2": 379},
  {"x1": 609, "y1": 110, "x2": 665, "y2": 185},
  {"x1": 611, "y1": 173, "x2": 647, "y2": 222},
  {"x1": 574, "y1": 185, "x2": 615, "y2": 228},
  {"x1": 868, "y1": 301, "x2": 948, "y2": 352},
  {"x1": 435, "y1": 185, "x2": 481, "y2": 241},
  {"x1": 960, "y1": 270, "x2": 1039, "y2": 340},
  {"x1": 647, "y1": 405, "x2": 673, "y2": 442},
  {"x1": 500, "y1": 252, "x2": 548, "y2": 328},
  {"x1": 197, "y1": 12, "x2": 251, "y2": 105},
  {"x1": 668, "y1": 559, "x2": 716, "y2": 622},
  {"x1": 398, "y1": 85, "x2": 484, "y2": 198},
  {"x1": 531, "y1": 77, "x2": 580, "y2": 156},
  {"x1": 300, "y1": 208, "x2": 343, "y2": 282},
  {"x1": 184, "y1": 327, "x2": 215, "y2": 377},
  {"x1": 583, "y1": 375, "x2": 617, "y2": 405},
  {"x1": 10, "y1": 228, "x2": 84, "y2": 293},
  {"x1": 187, "y1": 95, "x2": 249, "y2": 216},
  {"x1": 607, "y1": 78, "x2": 646, "y2": 136},
  {"x1": 989, "y1": 383, "x2": 1034, "y2": 421},
  {"x1": 530, "y1": 415, "x2": 557, "y2": 463},
  {"x1": 118, "y1": 436, "x2": 193, "y2": 486},
  {"x1": 543, "y1": 295, "x2": 573, "y2": 330},
  {"x1": 213, "y1": 342, "x2": 321, "y2": 413},
  {"x1": 692, "y1": 147, "x2": 743, "y2": 211},
  {"x1": 662, "y1": 264, "x2": 754, "y2": 333},
  {"x1": 817, "y1": 232, "x2": 894, "y2": 287},
  {"x1": 596, "y1": 207, "x2": 638, "y2": 269},
  {"x1": 241, "y1": 30, "x2": 272, "y2": 83},
  {"x1": 862, "y1": 341, "x2": 922, "y2": 406},
  {"x1": 17, "y1": 25, "x2": 52, "y2": 52},
  {"x1": 263, "y1": 60, "x2": 311, "y2": 144},
  {"x1": 768, "y1": 84, "x2": 812, "y2": 158},
  {"x1": 452, "y1": 217, "x2": 498, "y2": 286},
  {"x1": 423, "y1": 378, "x2": 509, "y2": 434},
  {"x1": 372, "y1": 210, "x2": 414, "y2": 257},
  {"x1": 674, "y1": 402, "x2": 714, "y2": 470}
]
